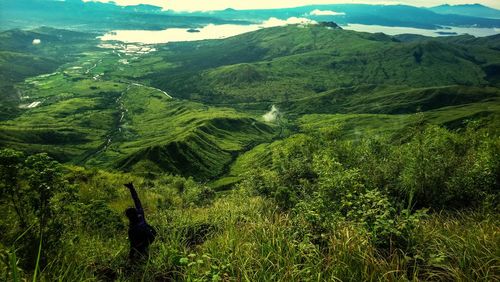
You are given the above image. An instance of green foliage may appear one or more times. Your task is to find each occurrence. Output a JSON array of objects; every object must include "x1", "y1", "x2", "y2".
[
  {"x1": 0, "y1": 249, "x2": 21, "y2": 282},
  {"x1": 182, "y1": 185, "x2": 216, "y2": 207},
  {"x1": 0, "y1": 24, "x2": 499, "y2": 281},
  {"x1": 238, "y1": 123, "x2": 498, "y2": 252},
  {"x1": 397, "y1": 124, "x2": 500, "y2": 209},
  {"x1": 24, "y1": 153, "x2": 66, "y2": 220},
  {"x1": 81, "y1": 200, "x2": 124, "y2": 234},
  {"x1": 151, "y1": 174, "x2": 216, "y2": 207},
  {"x1": 0, "y1": 149, "x2": 80, "y2": 272},
  {"x1": 0, "y1": 149, "x2": 26, "y2": 225},
  {"x1": 0, "y1": 151, "x2": 498, "y2": 281}
]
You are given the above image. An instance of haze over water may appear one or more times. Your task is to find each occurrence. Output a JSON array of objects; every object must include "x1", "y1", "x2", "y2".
[
  {"x1": 344, "y1": 24, "x2": 500, "y2": 37},
  {"x1": 100, "y1": 19, "x2": 500, "y2": 44},
  {"x1": 99, "y1": 17, "x2": 315, "y2": 44}
]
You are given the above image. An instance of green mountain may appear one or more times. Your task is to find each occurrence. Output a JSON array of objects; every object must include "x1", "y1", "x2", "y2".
[
  {"x1": 0, "y1": 19, "x2": 499, "y2": 282},
  {"x1": 139, "y1": 25, "x2": 500, "y2": 111},
  {"x1": 1, "y1": 24, "x2": 499, "y2": 180}
]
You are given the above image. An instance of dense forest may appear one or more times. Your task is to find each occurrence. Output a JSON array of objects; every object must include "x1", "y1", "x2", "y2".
[{"x1": 0, "y1": 7, "x2": 499, "y2": 281}]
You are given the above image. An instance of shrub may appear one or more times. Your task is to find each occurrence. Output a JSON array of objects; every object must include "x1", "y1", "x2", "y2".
[
  {"x1": 0, "y1": 149, "x2": 26, "y2": 227},
  {"x1": 398, "y1": 125, "x2": 499, "y2": 210},
  {"x1": 183, "y1": 185, "x2": 216, "y2": 207},
  {"x1": 80, "y1": 200, "x2": 124, "y2": 234}
]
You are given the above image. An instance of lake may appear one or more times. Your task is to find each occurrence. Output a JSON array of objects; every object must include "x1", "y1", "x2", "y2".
[
  {"x1": 99, "y1": 17, "x2": 314, "y2": 44},
  {"x1": 99, "y1": 18, "x2": 500, "y2": 44},
  {"x1": 343, "y1": 24, "x2": 500, "y2": 37}
]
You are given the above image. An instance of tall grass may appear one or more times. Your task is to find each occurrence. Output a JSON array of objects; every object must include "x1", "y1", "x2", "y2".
[
  {"x1": 1, "y1": 177, "x2": 498, "y2": 281},
  {"x1": 32, "y1": 234, "x2": 42, "y2": 282},
  {"x1": 3, "y1": 192, "x2": 499, "y2": 281}
]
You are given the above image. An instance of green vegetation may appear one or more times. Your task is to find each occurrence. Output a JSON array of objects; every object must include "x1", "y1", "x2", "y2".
[
  {"x1": 137, "y1": 26, "x2": 500, "y2": 108},
  {"x1": 0, "y1": 35, "x2": 277, "y2": 178},
  {"x1": 103, "y1": 85, "x2": 275, "y2": 179},
  {"x1": 0, "y1": 27, "x2": 99, "y2": 120},
  {"x1": 0, "y1": 24, "x2": 499, "y2": 280},
  {"x1": 1, "y1": 122, "x2": 498, "y2": 281}
]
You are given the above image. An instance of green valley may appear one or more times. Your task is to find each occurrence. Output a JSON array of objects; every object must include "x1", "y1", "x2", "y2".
[{"x1": 0, "y1": 19, "x2": 499, "y2": 281}]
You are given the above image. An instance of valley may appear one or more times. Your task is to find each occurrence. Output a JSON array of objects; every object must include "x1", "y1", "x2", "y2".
[
  {"x1": 0, "y1": 12, "x2": 499, "y2": 281},
  {"x1": 1, "y1": 25, "x2": 499, "y2": 181}
]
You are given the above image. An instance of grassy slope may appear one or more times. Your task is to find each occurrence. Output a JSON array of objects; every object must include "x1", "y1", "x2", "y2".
[
  {"x1": 229, "y1": 100, "x2": 500, "y2": 178},
  {"x1": 0, "y1": 27, "x2": 99, "y2": 119},
  {"x1": 12, "y1": 168, "x2": 495, "y2": 281},
  {"x1": 1, "y1": 25, "x2": 500, "y2": 180},
  {"x1": 0, "y1": 53, "x2": 277, "y2": 179},
  {"x1": 131, "y1": 26, "x2": 500, "y2": 108},
  {"x1": 0, "y1": 73, "x2": 126, "y2": 161},
  {"x1": 90, "y1": 84, "x2": 276, "y2": 179},
  {"x1": 279, "y1": 85, "x2": 500, "y2": 116}
]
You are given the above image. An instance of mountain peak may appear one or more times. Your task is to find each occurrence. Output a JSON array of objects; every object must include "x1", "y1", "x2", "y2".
[
  {"x1": 433, "y1": 3, "x2": 490, "y2": 8},
  {"x1": 429, "y1": 3, "x2": 500, "y2": 19}
]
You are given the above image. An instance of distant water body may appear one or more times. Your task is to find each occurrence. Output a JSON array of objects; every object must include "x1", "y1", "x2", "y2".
[
  {"x1": 99, "y1": 17, "x2": 314, "y2": 44},
  {"x1": 100, "y1": 24, "x2": 260, "y2": 44},
  {"x1": 100, "y1": 20, "x2": 499, "y2": 44},
  {"x1": 343, "y1": 24, "x2": 499, "y2": 37}
]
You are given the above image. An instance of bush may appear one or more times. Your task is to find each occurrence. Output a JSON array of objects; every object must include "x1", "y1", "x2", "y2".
[
  {"x1": 80, "y1": 200, "x2": 124, "y2": 234},
  {"x1": 241, "y1": 135, "x2": 318, "y2": 210},
  {"x1": 238, "y1": 124, "x2": 500, "y2": 250},
  {"x1": 183, "y1": 186, "x2": 216, "y2": 207},
  {"x1": 398, "y1": 125, "x2": 499, "y2": 209}
]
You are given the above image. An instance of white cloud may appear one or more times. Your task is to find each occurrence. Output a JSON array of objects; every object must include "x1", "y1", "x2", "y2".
[
  {"x1": 309, "y1": 9, "x2": 346, "y2": 16},
  {"x1": 32, "y1": 39, "x2": 41, "y2": 45},
  {"x1": 263, "y1": 105, "x2": 280, "y2": 122},
  {"x1": 261, "y1": 17, "x2": 316, "y2": 27}
]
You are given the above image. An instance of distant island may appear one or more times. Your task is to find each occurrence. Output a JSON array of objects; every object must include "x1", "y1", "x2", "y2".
[
  {"x1": 435, "y1": 31, "x2": 458, "y2": 35},
  {"x1": 319, "y1": 21, "x2": 342, "y2": 29}
]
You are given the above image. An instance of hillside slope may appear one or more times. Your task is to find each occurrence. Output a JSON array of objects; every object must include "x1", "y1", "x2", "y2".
[
  {"x1": 90, "y1": 85, "x2": 276, "y2": 179},
  {"x1": 137, "y1": 25, "x2": 500, "y2": 110},
  {"x1": 1, "y1": 25, "x2": 499, "y2": 180},
  {"x1": 0, "y1": 66, "x2": 276, "y2": 180},
  {"x1": 0, "y1": 27, "x2": 98, "y2": 119}
]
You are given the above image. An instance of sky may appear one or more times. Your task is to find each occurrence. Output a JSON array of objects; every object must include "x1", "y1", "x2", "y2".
[{"x1": 83, "y1": 0, "x2": 500, "y2": 11}]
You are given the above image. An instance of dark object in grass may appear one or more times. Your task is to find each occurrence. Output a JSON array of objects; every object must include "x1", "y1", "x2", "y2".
[
  {"x1": 124, "y1": 182, "x2": 157, "y2": 261},
  {"x1": 180, "y1": 223, "x2": 218, "y2": 248}
]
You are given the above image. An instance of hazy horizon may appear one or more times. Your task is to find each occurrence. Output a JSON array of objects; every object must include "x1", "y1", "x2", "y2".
[{"x1": 82, "y1": 0, "x2": 500, "y2": 11}]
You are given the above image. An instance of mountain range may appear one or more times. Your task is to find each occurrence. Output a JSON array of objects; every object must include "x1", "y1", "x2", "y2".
[
  {"x1": 0, "y1": 24, "x2": 498, "y2": 180},
  {"x1": 2, "y1": 1, "x2": 500, "y2": 31},
  {"x1": 429, "y1": 3, "x2": 500, "y2": 19},
  {"x1": 1, "y1": 2, "x2": 499, "y2": 280}
]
